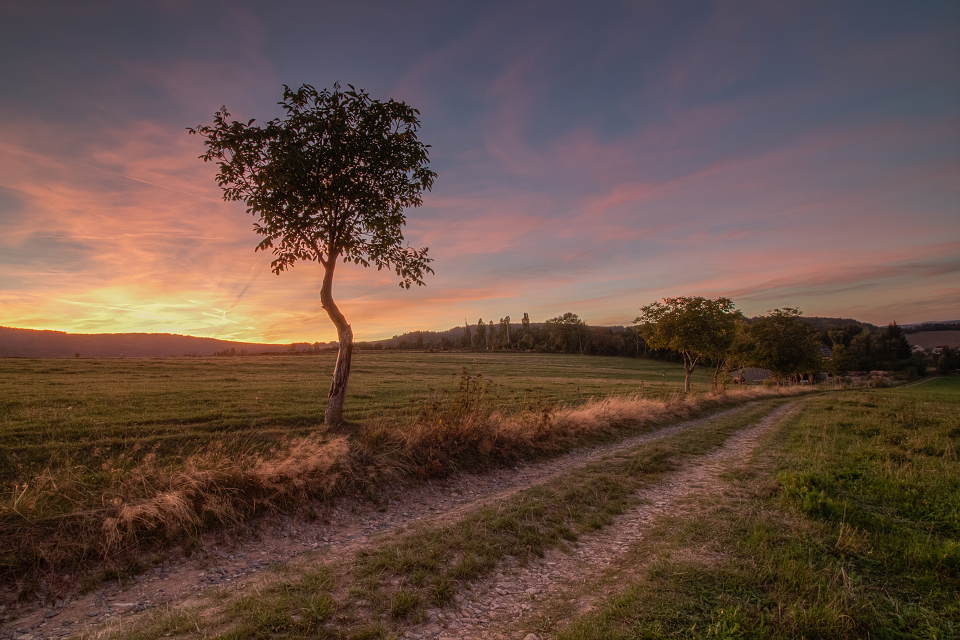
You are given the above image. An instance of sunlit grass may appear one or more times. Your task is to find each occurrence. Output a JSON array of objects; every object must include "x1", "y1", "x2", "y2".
[{"x1": 0, "y1": 352, "x2": 704, "y2": 477}]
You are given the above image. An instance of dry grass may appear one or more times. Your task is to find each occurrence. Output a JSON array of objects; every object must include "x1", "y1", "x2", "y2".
[
  {"x1": 101, "y1": 435, "x2": 351, "y2": 551},
  {"x1": 360, "y1": 380, "x2": 815, "y2": 479},
  {"x1": 1, "y1": 381, "x2": 813, "y2": 587}
]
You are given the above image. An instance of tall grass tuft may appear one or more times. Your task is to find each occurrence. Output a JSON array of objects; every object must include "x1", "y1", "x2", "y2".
[{"x1": 101, "y1": 435, "x2": 351, "y2": 551}]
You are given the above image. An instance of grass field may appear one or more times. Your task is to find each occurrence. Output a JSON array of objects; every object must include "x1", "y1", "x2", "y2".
[
  {"x1": 54, "y1": 380, "x2": 957, "y2": 640},
  {"x1": 0, "y1": 351, "x2": 707, "y2": 478},
  {"x1": 6, "y1": 354, "x2": 951, "y2": 638},
  {"x1": 1, "y1": 352, "x2": 724, "y2": 582}
]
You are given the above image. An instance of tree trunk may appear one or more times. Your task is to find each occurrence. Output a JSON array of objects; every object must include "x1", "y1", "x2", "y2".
[
  {"x1": 683, "y1": 351, "x2": 698, "y2": 393},
  {"x1": 325, "y1": 325, "x2": 353, "y2": 425},
  {"x1": 320, "y1": 258, "x2": 352, "y2": 426}
]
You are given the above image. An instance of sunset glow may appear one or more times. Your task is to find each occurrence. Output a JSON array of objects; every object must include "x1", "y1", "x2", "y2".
[{"x1": 1, "y1": 1, "x2": 958, "y2": 343}]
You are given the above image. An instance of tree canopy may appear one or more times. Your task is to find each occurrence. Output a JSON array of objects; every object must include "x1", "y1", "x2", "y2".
[
  {"x1": 189, "y1": 83, "x2": 436, "y2": 425},
  {"x1": 635, "y1": 296, "x2": 739, "y2": 392},
  {"x1": 745, "y1": 308, "x2": 821, "y2": 381},
  {"x1": 543, "y1": 312, "x2": 590, "y2": 354}
]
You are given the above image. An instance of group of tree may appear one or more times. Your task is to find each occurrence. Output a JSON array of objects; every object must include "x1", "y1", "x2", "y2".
[
  {"x1": 634, "y1": 298, "x2": 824, "y2": 392},
  {"x1": 436, "y1": 313, "x2": 650, "y2": 357},
  {"x1": 633, "y1": 297, "x2": 939, "y2": 392},
  {"x1": 818, "y1": 322, "x2": 929, "y2": 377}
]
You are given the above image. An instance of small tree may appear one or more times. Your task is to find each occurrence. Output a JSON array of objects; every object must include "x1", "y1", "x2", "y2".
[
  {"x1": 747, "y1": 308, "x2": 822, "y2": 382},
  {"x1": 189, "y1": 84, "x2": 436, "y2": 425},
  {"x1": 635, "y1": 296, "x2": 738, "y2": 393}
]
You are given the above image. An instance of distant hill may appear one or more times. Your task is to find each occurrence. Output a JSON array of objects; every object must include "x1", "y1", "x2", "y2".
[
  {"x1": 0, "y1": 327, "x2": 314, "y2": 358},
  {"x1": 900, "y1": 321, "x2": 960, "y2": 333},
  {"x1": 800, "y1": 317, "x2": 880, "y2": 332},
  {"x1": 905, "y1": 331, "x2": 960, "y2": 350}
]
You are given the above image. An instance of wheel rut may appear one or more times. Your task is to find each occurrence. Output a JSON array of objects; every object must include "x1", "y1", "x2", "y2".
[{"x1": 399, "y1": 401, "x2": 800, "y2": 640}]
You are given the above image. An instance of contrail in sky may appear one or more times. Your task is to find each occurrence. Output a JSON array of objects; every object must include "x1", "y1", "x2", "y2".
[{"x1": 99, "y1": 168, "x2": 217, "y2": 200}]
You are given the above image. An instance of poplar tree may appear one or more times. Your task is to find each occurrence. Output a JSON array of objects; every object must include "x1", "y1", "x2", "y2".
[{"x1": 475, "y1": 318, "x2": 486, "y2": 350}]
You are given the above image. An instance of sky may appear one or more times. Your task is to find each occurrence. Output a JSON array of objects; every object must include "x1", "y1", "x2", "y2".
[{"x1": 1, "y1": 0, "x2": 958, "y2": 344}]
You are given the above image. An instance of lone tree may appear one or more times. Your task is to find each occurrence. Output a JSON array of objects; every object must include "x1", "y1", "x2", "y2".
[
  {"x1": 189, "y1": 84, "x2": 436, "y2": 425},
  {"x1": 635, "y1": 296, "x2": 739, "y2": 393}
]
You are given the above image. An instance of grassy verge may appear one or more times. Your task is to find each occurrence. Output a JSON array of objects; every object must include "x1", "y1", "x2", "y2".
[
  {"x1": 1, "y1": 355, "x2": 812, "y2": 588},
  {"x1": 86, "y1": 396, "x2": 792, "y2": 639},
  {"x1": 552, "y1": 378, "x2": 959, "y2": 639}
]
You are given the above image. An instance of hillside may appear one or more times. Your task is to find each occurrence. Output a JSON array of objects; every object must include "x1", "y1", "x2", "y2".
[{"x1": 0, "y1": 326, "x2": 302, "y2": 358}]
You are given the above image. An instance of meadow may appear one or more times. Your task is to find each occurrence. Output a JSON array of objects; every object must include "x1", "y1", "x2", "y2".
[
  {"x1": 555, "y1": 378, "x2": 960, "y2": 639},
  {"x1": 0, "y1": 352, "x2": 708, "y2": 479},
  {"x1": 0, "y1": 351, "x2": 719, "y2": 581}
]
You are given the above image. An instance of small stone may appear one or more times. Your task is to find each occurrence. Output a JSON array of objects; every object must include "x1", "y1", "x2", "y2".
[{"x1": 44, "y1": 610, "x2": 60, "y2": 619}]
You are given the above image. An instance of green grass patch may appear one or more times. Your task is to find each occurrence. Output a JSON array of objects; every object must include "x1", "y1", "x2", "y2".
[{"x1": 554, "y1": 379, "x2": 959, "y2": 639}]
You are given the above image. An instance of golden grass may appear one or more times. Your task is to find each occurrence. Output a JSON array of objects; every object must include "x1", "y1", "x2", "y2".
[
  {"x1": 101, "y1": 435, "x2": 352, "y2": 551},
  {"x1": 359, "y1": 384, "x2": 814, "y2": 481}
]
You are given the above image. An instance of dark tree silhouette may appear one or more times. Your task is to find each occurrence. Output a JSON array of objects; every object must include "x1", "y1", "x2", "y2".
[{"x1": 190, "y1": 83, "x2": 436, "y2": 425}]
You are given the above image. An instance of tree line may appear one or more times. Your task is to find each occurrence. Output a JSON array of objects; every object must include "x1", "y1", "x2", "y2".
[
  {"x1": 381, "y1": 312, "x2": 655, "y2": 358},
  {"x1": 632, "y1": 297, "x2": 939, "y2": 391},
  {"x1": 400, "y1": 298, "x2": 937, "y2": 393}
]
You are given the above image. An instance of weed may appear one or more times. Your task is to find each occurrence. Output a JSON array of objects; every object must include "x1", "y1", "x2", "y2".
[
  {"x1": 430, "y1": 577, "x2": 454, "y2": 606},
  {"x1": 389, "y1": 589, "x2": 419, "y2": 619}
]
